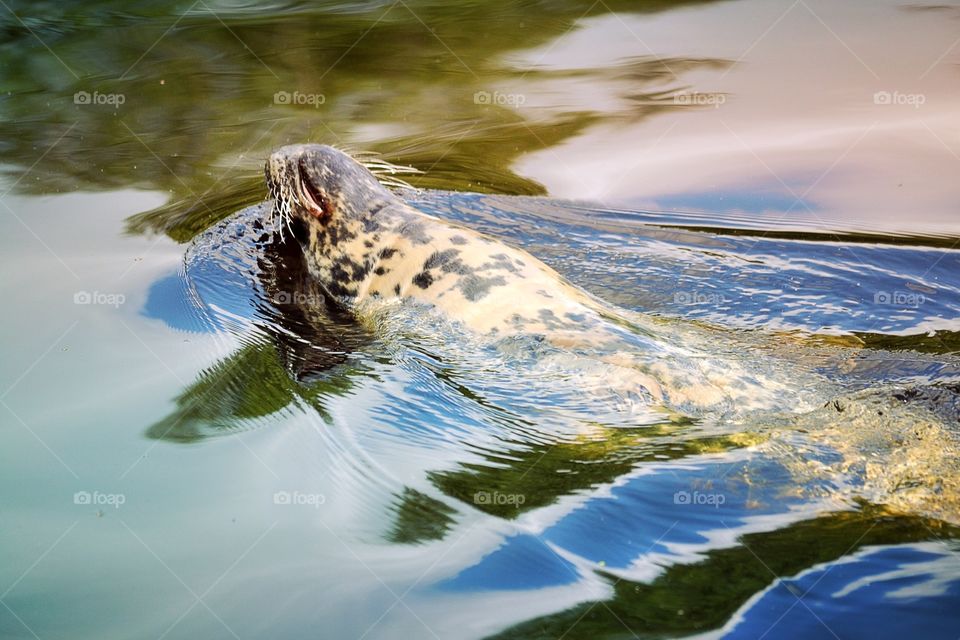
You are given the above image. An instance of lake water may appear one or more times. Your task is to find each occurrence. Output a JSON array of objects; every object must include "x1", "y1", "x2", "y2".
[{"x1": 1, "y1": 1, "x2": 959, "y2": 639}]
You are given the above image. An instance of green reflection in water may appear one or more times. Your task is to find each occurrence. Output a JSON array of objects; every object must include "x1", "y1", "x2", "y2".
[
  {"x1": 491, "y1": 505, "x2": 958, "y2": 639},
  {"x1": 0, "y1": 0, "x2": 729, "y2": 242},
  {"x1": 429, "y1": 427, "x2": 763, "y2": 518},
  {"x1": 388, "y1": 487, "x2": 459, "y2": 545},
  {"x1": 146, "y1": 339, "x2": 368, "y2": 442}
]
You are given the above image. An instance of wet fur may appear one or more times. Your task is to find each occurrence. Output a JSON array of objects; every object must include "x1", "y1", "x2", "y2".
[
  {"x1": 264, "y1": 144, "x2": 787, "y2": 414},
  {"x1": 266, "y1": 144, "x2": 607, "y2": 338}
]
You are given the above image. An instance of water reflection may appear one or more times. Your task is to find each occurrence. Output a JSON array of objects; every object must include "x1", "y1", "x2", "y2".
[
  {"x1": 427, "y1": 428, "x2": 759, "y2": 519},
  {"x1": 161, "y1": 190, "x2": 960, "y2": 526},
  {"x1": 4, "y1": 0, "x2": 960, "y2": 638},
  {"x1": 0, "y1": 0, "x2": 731, "y2": 228},
  {"x1": 5, "y1": 0, "x2": 957, "y2": 238},
  {"x1": 512, "y1": 0, "x2": 960, "y2": 233},
  {"x1": 489, "y1": 507, "x2": 959, "y2": 639},
  {"x1": 143, "y1": 204, "x2": 374, "y2": 441},
  {"x1": 124, "y1": 170, "x2": 960, "y2": 636}
]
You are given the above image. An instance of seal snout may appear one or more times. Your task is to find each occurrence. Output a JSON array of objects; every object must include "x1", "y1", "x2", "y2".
[
  {"x1": 263, "y1": 143, "x2": 401, "y2": 262},
  {"x1": 265, "y1": 144, "x2": 343, "y2": 223}
]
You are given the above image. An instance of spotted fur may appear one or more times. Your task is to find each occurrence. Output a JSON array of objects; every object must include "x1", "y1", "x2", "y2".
[
  {"x1": 264, "y1": 144, "x2": 786, "y2": 415},
  {"x1": 265, "y1": 144, "x2": 603, "y2": 337}
]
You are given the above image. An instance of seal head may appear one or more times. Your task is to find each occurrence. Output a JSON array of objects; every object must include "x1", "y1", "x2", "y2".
[
  {"x1": 266, "y1": 143, "x2": 396, "y2": 226},
  {"x1": 265, "y1": 144, "x2": 399, "y2": 299}
]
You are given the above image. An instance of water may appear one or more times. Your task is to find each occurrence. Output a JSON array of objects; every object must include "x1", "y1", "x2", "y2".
[{"x1": 2, "y1": 1, "x2": 960, "y2": 638}]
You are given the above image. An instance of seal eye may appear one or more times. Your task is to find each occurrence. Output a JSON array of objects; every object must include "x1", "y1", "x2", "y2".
[{"x1": 297, "y1": 157, "x2": 332, "y2": 222}]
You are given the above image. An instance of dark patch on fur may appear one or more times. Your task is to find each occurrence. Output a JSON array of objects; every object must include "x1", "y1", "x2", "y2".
[
  {"x1": 326, "y1": 281, "x2": 355, "y2": 298},
  {"x1": 330, "y1": 263, "x2": 352, "y2": 285},
  {"x1": 420, "y1": 248, "x2": 474, "y2": 277},
  {"x1": 442, "y1": 259, "x2": 472, "y2": 276},
  {"x1": 327, "y1": 223, "x2": 341, "y2": 246},
  {"x1": 413, "y1": 271, "x2": 434, "y2": 289},
  {"x1": 351, "y1": 261, "x2": 371, "y2": 281},
  {"x1": 362, "y1": 215, "x2": 383, "y2": 233},
  {"x1": 459, "y1": 274, "x2": 507, "y2": 301},
  {"x1": 479, "y1": 253, "x2": 521, "y2": 275},
  {"x1": 398, "y1": 220, "x2": 432, "y2": 245},
  {"x1": 538, "y1": 308, "x2": 567, "y2": 330},
  {"x1": 394, "y1": 284, "x2": 401, "y2": 295},
  {"x1": 327, "y1": 253, "x2": 372, "y2": 287},
  {"x1": 424, "y1": 248, "x2": 461, "y2": 270},
  {"x1": 450, "y1": 235, "x2": 468, "y2": 246},
  {"x1": 509, "y1": 313, "x2": 528, "y2": 326}
]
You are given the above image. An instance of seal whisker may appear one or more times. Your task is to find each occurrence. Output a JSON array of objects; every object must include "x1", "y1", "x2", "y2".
[
  {"x1": 377, "y1": 177, "x2": 418, "y2": 191},
  {"x1": 279, "y1": 196, "x2": 293, "y2": 244},
  {"x1": 363, "y1": 160, "x2": 422, "y2": 174},
  {"x1": 357, "y1": 156, "x2": 423, "y2": 193},
  {"x1": 282, "y1": 203, "x2": 296, "y2": 243}
]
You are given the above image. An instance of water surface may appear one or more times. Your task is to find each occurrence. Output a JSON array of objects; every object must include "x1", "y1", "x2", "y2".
[{"x1": 1, "y1": 1, "x2": 959, "y2": 639}]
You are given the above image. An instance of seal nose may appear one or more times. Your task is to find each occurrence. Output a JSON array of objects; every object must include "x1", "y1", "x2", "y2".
[
  {"x1": 274, "y1": 143, "x2": 333, "y2": 159},
  {"x1": 274, "y1": 143, "x2": 308, "y2": 158},
  {"x1": 265, "y1": 151, "x2": 287, "y2": 189},
  {"x1": 269, "y1": 143, "x2": 343, "y2": 166}
]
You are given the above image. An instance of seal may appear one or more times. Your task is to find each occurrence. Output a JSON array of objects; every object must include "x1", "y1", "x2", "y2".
[
  {"x1": 264, "y1": 143, "x2": 787, "y2": 415},
  {"x1": 265, "y1": 144, "x2": 604, "y2": 337}
]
